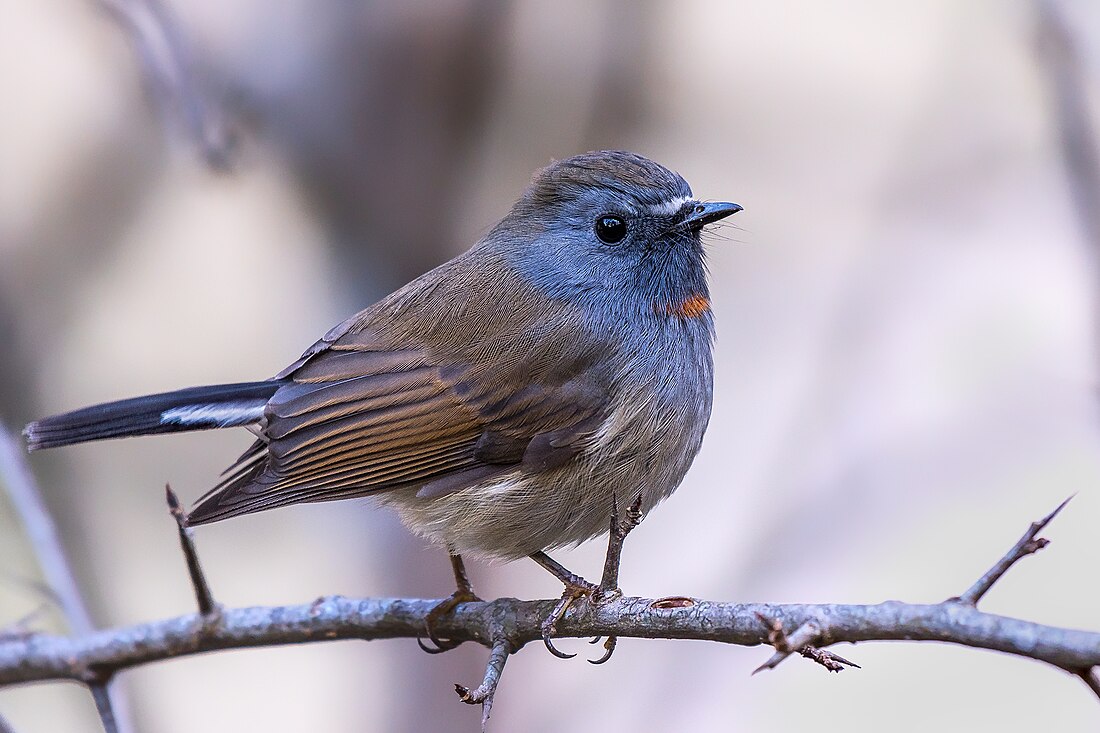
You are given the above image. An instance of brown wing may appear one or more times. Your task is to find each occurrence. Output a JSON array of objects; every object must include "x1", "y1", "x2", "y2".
[{"x1": 187, "y1": 319, "x2": 611, "y2": 524}]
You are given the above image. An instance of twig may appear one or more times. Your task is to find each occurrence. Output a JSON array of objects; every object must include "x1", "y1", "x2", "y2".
[
  {"x1": 90, "y1": 682, "x2": 119, "y2": 733},
  {"x1": 0, "y1": 604, "x2": 50, "y2": 642},
  {"x1": 751, "y1": 616, "x2": 825, "y2": 674},
  {"x1": 0, "y1": 425, "x2": 134, "y2": 733},
  {"x1": 953, "y1": 496, "x2": 1071, "y2": 605},
  {"x1": 455, "y1": 639, "x2": 512, "y2": 733},
  {"x1": 0, "y1": 571, "x2": 63, "y2": 613},
  {"x1": 165, "y1": 485, "x2": 217, "y2": 618},
  {"x1": 0, "y1": 424, "x2": 94, "y2": 634},
  {"x1": 798, "y1": 646, "x2": 861, "y2": 672},
  {"x1": 754, "y1": 499, "x2": 1071, "y2": 675},
  {"x1": 95, "y1": 0, "x2": 235, "y2": 169}
]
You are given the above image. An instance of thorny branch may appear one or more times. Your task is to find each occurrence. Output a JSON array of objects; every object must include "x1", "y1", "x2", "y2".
[
  {"x1": 752, "y1": 497, "x2": 1075, "y2": 677},
  {"x1": 750, "y1": 613, "x2": 861, "y2": 675},
  {"x1": 0, "y1": 498, "x2": 1096, "y2": 731}
]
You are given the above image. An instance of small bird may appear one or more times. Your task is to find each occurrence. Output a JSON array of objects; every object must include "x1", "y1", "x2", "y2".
[{"x1": 25, "y1": 151, "x2": 740, "y2": 651}]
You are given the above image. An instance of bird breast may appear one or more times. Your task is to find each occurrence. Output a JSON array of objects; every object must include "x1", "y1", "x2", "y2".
[{"x1": 387, "y1": 316, "x2": 714, "y2": 560}]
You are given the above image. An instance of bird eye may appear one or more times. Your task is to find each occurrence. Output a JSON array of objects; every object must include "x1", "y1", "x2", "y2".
[{"x1": 594, "y1": 215, "x2": 627, "y2": 244}]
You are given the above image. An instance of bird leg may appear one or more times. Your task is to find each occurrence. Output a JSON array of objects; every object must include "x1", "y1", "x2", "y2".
[
  {"x1": 529, "y1": 550, "x2": 598, "y2": 659},
  {"x1": 418, "y1": 551, "x2": 482, "y2": 654},
  {"x1": 590, "y1": 494, "x2": 643, "y2": 664},
  {"x1": 529, "y1": 494, "x2": 645, "y2": 662},
  {"x1": 599, "y1": 494, "x2": 643, "y2": 597}
]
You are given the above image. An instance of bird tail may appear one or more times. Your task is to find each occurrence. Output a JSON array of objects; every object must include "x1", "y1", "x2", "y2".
[{"x1": 23, "y1": 382, "x2": 281, "y2": 451}]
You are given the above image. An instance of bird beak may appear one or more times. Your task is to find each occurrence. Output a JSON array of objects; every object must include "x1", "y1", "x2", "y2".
[{"x1": 683, "y1": 201, "x2": 743, "y2": 230}]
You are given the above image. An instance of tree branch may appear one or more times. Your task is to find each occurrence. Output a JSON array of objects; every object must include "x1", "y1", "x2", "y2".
[
  {"x1": 2, "y1": 593, "x2": 1099, "y2": 686},
  {"x1": 0, "y1": 495, "x2": 1095, "y2": 729},
  {"x1": 0, "y1": 425, "x2": 134, "y2": 732}
]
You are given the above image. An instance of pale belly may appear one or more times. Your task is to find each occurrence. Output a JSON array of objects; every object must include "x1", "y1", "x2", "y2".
[{"x1": 381, "y1": 367, "x2": 712, "y2": 560}]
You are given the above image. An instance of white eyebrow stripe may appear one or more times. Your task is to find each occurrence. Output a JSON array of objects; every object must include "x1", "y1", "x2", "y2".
[{"x1": 645, "y1": 195, "x2": 694, "y2": 216}]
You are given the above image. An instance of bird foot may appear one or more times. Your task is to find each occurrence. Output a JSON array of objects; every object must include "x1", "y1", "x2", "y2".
[
  {"x1": 528, "y1": 495, "x2": 646, "y2": 664},
  {"x1": 541, "y1": 576, "x2": 599, "y2": 659},
  {"x1": 418, "y1": 588, "x2": 483, "y2": 654}
]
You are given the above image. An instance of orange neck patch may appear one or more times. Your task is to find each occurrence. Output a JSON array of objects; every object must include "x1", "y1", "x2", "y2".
[{"x1": 658, "y1": 293, "x2": 711, "y2": 319}]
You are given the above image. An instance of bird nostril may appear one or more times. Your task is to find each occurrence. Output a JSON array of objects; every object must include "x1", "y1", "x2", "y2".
[{"x1": 694, "y1": 204, "x2": 706, "y2": 214}]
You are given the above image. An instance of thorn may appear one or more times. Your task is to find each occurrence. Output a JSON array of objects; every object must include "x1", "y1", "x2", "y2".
[
  {"x1": 751, "y1": 615, "x2": 826, "y2": 674},
  {"x1": 90, "y1": 681, "x2": 119, "y2": 733},
  {"x1": 166, "y1": 485, "x2": 218, "y2": 619},
  {"x1": 455, "y1": 640, "x2": 511, "y2": 732},
  {"x1": 799, "y1": 646, "x2": 861, "y2": 672},
  {"x1": 1038, "y1": 494, "x2": 1074, "y2": 529},
  {"x1": 953, "y1": 496, "x2": 1072, "y2": 606}
]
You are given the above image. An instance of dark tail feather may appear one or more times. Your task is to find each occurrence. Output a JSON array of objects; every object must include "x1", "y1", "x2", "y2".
[{"x1": 24, "y1": 382, "x2": 282, "y2": 451}]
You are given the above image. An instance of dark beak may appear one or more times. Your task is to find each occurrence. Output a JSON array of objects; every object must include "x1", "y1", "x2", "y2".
[{"x1": 683, "y1": 201, "x2": 743, "y2": 230}]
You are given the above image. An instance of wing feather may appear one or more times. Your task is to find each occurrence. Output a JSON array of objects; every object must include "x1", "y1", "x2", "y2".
[{"x1": 187, "y1": 260, "x2": 616, "y2": 526}]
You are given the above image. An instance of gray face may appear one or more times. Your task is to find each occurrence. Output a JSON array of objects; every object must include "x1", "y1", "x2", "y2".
[{"x1": 493, "y1": 151, "x2": 738, "y2": 316}]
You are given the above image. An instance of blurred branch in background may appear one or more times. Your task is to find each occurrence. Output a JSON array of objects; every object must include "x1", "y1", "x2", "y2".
[
  {"x1": 1037, "y1": 0, "x2": 1100, "y2": 254},
  {"x1": 0, "y1": 427, "x2": 132, "y2": 733},
  {"x1": 0, "y1": 499, "x2": 1095, "y2": 732},
  {"x1": 97, "y1": 0, "x2": 235, "y2": 170},
  {"x1": 0, "y1": 428, "x2": 93, "y2": 636},
  {"x1": 1037, "y1": 0, "x2": 1100, "y2": 395}
]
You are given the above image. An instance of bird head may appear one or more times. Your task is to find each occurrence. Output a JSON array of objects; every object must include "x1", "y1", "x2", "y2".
[{"x1": 489, "y1": 151, "x2": 741, "y2": 322}]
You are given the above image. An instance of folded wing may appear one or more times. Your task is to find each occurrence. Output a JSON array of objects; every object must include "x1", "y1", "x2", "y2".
[{"x1": 187, "y1": 323, "x2": 610, "y2": 524}]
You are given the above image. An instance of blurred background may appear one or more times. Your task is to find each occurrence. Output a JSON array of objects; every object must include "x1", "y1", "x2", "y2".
[{"x1": 2, "y1": 0, "x2": 1100, "y2": 730}]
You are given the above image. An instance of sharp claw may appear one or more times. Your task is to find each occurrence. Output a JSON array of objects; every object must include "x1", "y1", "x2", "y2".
[
  {"x1": 588, "y1": 635, "x2": 618, "y2": 665},
  {"x1": 538, "y1": 580, "x2": 599, "y2": 660},
  {"x1": 588, "y1": 635, "x2": 603, "y2": 644},
  {"x1": 541, "y1": 604, "x2": 577, "y2": 659},
  {"x1": 542, "y1": 633, "x2": 578, "y2": 659},
  {"x1": 420, "y1": 589, "x2": 481, "y2": 654},
  {"x1": 417, "y1": 634, "x2": 457, "y2": 654},
  {"x1": 418, "y1": 618, "x2": 464, "y2": 653}
]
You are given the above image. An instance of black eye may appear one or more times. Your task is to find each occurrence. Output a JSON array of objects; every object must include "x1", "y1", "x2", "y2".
[{"x1": 594, "y1": 215, "x2": 627, "y2": 244}]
